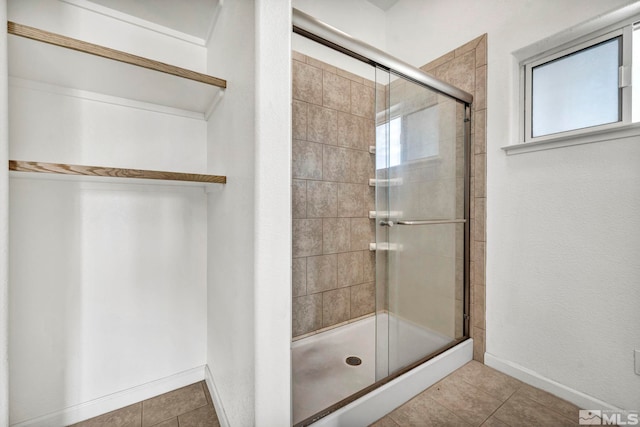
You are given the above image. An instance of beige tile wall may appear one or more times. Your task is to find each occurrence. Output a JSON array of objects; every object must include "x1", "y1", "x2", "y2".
[
  {"x1": 292, "y1": 51, "x2": 376, "y2": 339},
  {"x1": 421, "y1": 35, "x2": 488, "y2": 362},
  {"x1": 292, "y1": 36, "x2": 488, "y2": 357}
]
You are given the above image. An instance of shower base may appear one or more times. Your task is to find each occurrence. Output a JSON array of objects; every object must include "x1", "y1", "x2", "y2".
[{"x1": 292, "y1": 314, "x2": 472, "y2": 425}]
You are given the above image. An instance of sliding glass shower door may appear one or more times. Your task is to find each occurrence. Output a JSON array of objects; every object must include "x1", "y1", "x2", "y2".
[{"x1": 375, "y1": 68, "x2": 469, "y2": 380}]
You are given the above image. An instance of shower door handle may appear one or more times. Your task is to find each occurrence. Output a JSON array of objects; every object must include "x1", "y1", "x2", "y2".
[{"x1": 395, "y1": 219, "x2": 467, "y2": 226}]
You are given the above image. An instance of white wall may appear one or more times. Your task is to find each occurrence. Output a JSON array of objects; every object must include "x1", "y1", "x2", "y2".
[
  {"x1": 9, "y1": 180, "x2": 208, "y2": 424},
  {"x1": 8, "y1": 0, "x2": 205, "y2": 71},
  {"x1": 205, "y1": 1, "x2": 256, "y2": 425},
  {"x1": 292, "y1": 0, "x2": 386, "y2": 79},
  {"x1": 9, "y1": 85, "x2": 207, "y2": 172},
  {"x1": 385, "y1": 0, "x2": 640, "y2": 409},
  {"x1": 254, "y1": 0, "x2": 292, "y2": 425},
  {"x1": 206, "y1": 0, "x2": 293, "y2": 423},
  {"x1": 0, "y1": 0, "x2": 9, "y2": 424},
  {"x1": 7, "y1": 1, "x2": 210, "y2": 423}
]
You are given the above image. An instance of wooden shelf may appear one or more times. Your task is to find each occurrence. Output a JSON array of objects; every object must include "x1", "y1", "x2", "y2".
[
  {"x1": 7, "y1": 21, "x2": 226, "y2": 116},
  {"x1": 9, "y1": 160, "x2": 226, "y2": 185}
]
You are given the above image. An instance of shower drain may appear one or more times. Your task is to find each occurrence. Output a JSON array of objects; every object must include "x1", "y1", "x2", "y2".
[{"x1": 345, "y1": 356, "x2": 362, "y2": 366}]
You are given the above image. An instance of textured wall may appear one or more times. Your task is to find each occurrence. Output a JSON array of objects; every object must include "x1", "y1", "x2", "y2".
[{"x1": 291, "y1": 51, "x2": 376, "y2": 339}]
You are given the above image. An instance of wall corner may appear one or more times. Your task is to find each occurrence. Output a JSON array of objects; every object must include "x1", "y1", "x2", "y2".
[{"x1": 254, "y1": 0, "x2": 292, "y2": 425}]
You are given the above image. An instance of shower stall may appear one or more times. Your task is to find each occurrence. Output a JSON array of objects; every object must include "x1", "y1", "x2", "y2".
[{"x1": 292, "y1": 9, "x2": 473, "y2": 426}]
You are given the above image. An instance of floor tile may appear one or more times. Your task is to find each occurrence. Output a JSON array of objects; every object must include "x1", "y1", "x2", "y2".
[
  {"x1": 69, "y1": 403, "x2": 141, "y2": 427},
  {"x1": 450, "y1": 361, "x2": 522, "y2": 402},
  {"x1": 150, "y1": 418, "x2": 178, "y2": 427},
  {"x1": 516, "y1": 383, "x2": 579, "y2": 421},
  {"x1": 142, "y1": 383, "x2": 208, "y2": 427},
  {"x1": 369, "y1": 415, "x2": 400, "y2": 426},
  {"x1": 423, "y1": 376, "x2": 503, "y2": 426},
  {"x1": 492, "y1": 392, "x2": 576, "y2": 427},
  {"x1": 178, "y1": 405, "x2": 220, "y2": 427},
  {"x1": 479, "y1": 416, "x2": 510, "y2": 427},
  {"x1": 389, "y1": 393, "x2": 472, "y2": 427},
  {"x1": 71, "y1": 364, "x2": 580, "y2": 427}
]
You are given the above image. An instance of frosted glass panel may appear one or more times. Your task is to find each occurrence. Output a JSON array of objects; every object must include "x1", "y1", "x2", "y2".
[
  {"x1": 532, "y1": 37, "x2": 620, "y2": 137},
  {"x1": 375, "y1": 70, "x2": 466, "y2": 380}
]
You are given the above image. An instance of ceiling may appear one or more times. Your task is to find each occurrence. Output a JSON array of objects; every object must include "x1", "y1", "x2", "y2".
[
  {"x1": 86, "y1": 0, "x2": 218, "y2": 41},
  {"x1": 366, "y1": 0, "x2": 400, "y2": 11},
  {"x1": 80, "y1": 0, "x2": 399, "y2": 42}
]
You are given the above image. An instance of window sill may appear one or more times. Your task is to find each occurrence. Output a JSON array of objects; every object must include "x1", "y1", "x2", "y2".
[{"x1": 502, "y1": 122, "x2": 640, "y2": 155}]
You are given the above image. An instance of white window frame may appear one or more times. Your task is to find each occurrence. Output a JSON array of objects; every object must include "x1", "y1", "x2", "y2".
[
  {"x1": 523, "y1": 28, "x2": 630, "y2": 143},
  {"x1": 505, "y1": 3, "x2": 640, "y2": 154}
]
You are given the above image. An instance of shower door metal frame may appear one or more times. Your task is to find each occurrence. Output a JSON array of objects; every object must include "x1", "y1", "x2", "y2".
[
  {"x1": 291, "y1": 9, "x2": 474, "y2": 427},
  {"x1": 292, "y1": 8, "x2": 474, "y2": 105}
]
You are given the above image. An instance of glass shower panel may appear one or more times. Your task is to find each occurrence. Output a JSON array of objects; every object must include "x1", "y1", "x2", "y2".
[
  {"x1": 374, "y1": 66, "x2": 390, "y2": 381},
  {"x1": 375, "y1": 71, "x2": 467, "y2": 379}
]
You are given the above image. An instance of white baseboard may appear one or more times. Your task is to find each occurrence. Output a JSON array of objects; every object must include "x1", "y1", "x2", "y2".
[
  {"x1": 204, "y1": 365, "x2": 230, "y2": 427},
  {"x1": 11, "y1": 366, "x2": 207, "y2": 427},
  {"x1": 484, "y1": 352, "x2": 621, "y2": 411}
]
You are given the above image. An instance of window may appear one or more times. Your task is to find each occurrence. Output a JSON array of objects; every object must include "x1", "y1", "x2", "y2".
[
  {"x1": 512, "y1": 3, "x2": 640, "y2": 152},
  {"x1": 523, "y1": 29, "x2": 629, "y2": 143},
  {"x1": 528, "y1": 35, "x2": 621, "y2": 138}
]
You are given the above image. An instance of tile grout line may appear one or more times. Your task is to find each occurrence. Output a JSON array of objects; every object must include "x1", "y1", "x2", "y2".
[
  {"x1": 141, "y1": 382, "x2": 213, "y2": 427},
  {"x1": 476, "y1": 378, "x2": 582, "y2": 426},
  {"x1": 519, "y1": 391, "x2": 581, "y2": 424},
  {"x1": 473, "y1": 381, "x2": 524, "y2": 426}
]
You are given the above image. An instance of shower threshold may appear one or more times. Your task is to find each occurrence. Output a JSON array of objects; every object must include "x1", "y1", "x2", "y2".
[{"x1": 292, "y1": 314, "x2": 471, "y2": 426}]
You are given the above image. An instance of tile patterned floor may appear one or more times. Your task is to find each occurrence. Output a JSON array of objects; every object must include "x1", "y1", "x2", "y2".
[
  {"x1": 69, "y1": 362, "x2": 584, "y2": 427},
  {"x1": 69, "y1": 381, "x2": 220, "y2": 427},
  {"x1": 370, "y1": 361, "x2": 582, "y2": 427}
]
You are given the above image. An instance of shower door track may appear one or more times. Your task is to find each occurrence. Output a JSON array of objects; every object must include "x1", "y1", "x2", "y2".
[
  {"x1": 294, "y1": 337, "x2": 471, "y2": 427},
  {"x1": 292, "y1": 8, "x2": 474, "y2": 105}
]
